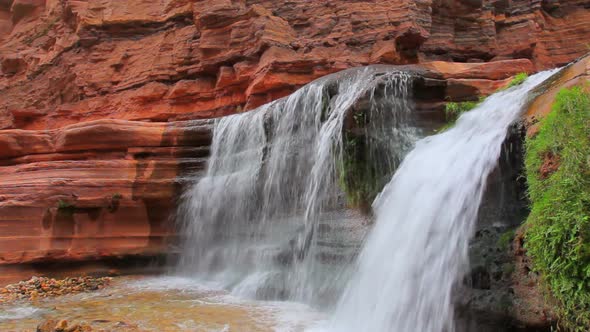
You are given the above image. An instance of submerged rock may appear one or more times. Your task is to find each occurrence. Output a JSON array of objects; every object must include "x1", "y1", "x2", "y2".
[{"x1": 36, "y1": 318, "x2": 93, "y2": 332}]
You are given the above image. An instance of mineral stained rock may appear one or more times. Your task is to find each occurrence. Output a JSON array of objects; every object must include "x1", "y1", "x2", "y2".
[{"x1": 0, "y1": 0, "x2": 588, "y2": 265}]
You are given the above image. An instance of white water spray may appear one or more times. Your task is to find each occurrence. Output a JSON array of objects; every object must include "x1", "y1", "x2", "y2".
[
  {"x1": 326, "y1": 70, "x2": 557, "y2": 332},
  {"x1": 178, "y1": 67, "x2": 417, "y2": 306}
]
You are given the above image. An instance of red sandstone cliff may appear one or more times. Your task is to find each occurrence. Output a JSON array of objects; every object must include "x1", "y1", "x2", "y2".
[{"x1": 0, "y1": 0, "x2": 588, "y2": 266}]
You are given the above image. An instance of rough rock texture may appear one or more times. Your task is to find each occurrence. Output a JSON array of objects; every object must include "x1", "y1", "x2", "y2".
[
  {"x1": 456, "y1": 123, "x2": 550, "y2": 331},
  {"x1": 1, "y1": 0, "x2": 588, "y2": 131},
  {"x1": 0, "y1": 119, "x2": 211, "y2": 265},
  {"x1": 525, "y1": 52, "x2": 590, "y2": 135},
  {"x1": 0, "y1": 0, "x2": 589, "y2": 266}
]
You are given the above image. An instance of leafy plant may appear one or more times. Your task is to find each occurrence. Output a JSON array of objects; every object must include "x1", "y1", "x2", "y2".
[
  {"x1": 524, "y1": 86, "x2": 590, "y2": 331},
  {"x1": 445, "y1": 100, "x2": 480, "y2": 119},
  {"x1": 507, "y1": 72, "x2": 529, "y2": 88},
  {"x1": 439, "y1": 99, "x2": 481, "y2": 132}
]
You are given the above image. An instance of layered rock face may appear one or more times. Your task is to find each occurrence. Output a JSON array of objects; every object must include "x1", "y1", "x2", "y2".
[
  {"x1": 0, "y1": 0, "x2": 588, "y2": 266},
  {"x1": 0, "y1": 119, "x2": 211, "y2": 265},
  {"x1": 1, "y1": 0, "x2": 588, "y2": 130}
]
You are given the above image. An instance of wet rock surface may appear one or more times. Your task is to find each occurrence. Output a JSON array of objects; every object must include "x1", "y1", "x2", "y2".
[
  {"x1": 459, "y1": 125, "x2": 556, "y2": 331},
  {"x1": 37, "y1": 319, "x2": 94, "y2": 332}
]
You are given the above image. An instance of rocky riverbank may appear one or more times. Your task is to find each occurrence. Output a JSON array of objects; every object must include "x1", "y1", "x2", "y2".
[
  {"x1": 0, "y1": 276, "x2": 324, "y2": 332},
  {"x1": 0, "y1": 276, "x2": 111, "y2": 304},
  {"x1": 36, "y1": 319, "x2": 93, "y2": 332}
]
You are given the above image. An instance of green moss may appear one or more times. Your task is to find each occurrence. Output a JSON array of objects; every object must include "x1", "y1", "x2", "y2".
[
  {"x1": 498, "y1": 229, "x2": 516, "y2": 250},
  {"x1": 57, "y1": 200, "x2": 75, "y2": 210},
  {"x1": 439, "y1": 100, "x2": 481, "y2": 132},
  {"x1": 57, "y1": 199, "x2": 76, "y2": 215},
  {"x1": 507, "y1": 72, "x2": 529, "y2": 88},
  {"x1": 338, "y1": 108, "x2": 391, "y2": 213},
  {"x1": 445, "y1": 100, "x2": 479, "y2": 119},
  {"x1": 524, "y1": 86, "x2": 590, "y2": 331},
  {"x1": 439, "y1": 73, "x2": 529, "y2": 132},
  {"x1": 502, "y1": 263, "x2": 515, "y2": 278},
  {"x1": 338, "y1": 133, "x2": 377, "y2": 212}
]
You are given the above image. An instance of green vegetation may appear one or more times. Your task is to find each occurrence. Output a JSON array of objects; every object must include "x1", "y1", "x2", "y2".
[
  {"x1": 507, "y1": 72, "x2": 529, "y2": 88},
  {"x1": 112, "y1": 193, "x2": 123, "y2": 200},
  {"x1": 57, "y1": 200, "x2": 76, "y2": 215},
  {"x1": 338, "y1": 108, "x2": 392, "y2": 213},
  {"x1": 440, "y1": 72, "x2": 528, "y2": 132},
  {"x1": 439, "y1": 100, "x2": 481, "y2": 132},
  {"x1": 338, "y1": 134, "x2": 379, "y2": 212},
  {"x1": 57, "y1": 200, "x2": 75, "y2": 210},
  {"x1": 445, "y1": 100, "x2": 480, "y2": 119},
  {"x1": 498, "y1": 229, "x2": 516, "y2": 250},
  {"x1": 524, "y1": 86, "x2": 590, "y2": 331}
]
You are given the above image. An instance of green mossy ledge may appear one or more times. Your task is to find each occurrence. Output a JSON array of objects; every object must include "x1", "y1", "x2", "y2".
[
  {"x1": 339, "y1": 112, "x2": 389, "y2": 214},
  {"x1": 339, "y1": 132, "x2": 382, "y2": 213},
  {"x1": 524, "y1": 86, "x2": 590, "y2": 331},
  {"x1": 440, "y1": 73, "x2": 529, "y2": 132}
]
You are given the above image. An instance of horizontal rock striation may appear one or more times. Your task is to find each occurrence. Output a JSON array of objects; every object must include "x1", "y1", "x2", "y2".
[
  {"x1": 0, "y1": 119, "x2": 211, "y2": 264},
  {"x1": 1, "y1": 0, "x2": 588, "y2": 130},
  {"x1": 0, "y1": 0, "x2": 588, "y2": 266}
]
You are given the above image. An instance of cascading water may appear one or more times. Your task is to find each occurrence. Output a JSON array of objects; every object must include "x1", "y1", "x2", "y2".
[
  {"x1": 177, "y1": 67, "x2": 418, "y2": 306},
  {"x1": 326, "y1": 69, "x2": 558, "y2": 332}
]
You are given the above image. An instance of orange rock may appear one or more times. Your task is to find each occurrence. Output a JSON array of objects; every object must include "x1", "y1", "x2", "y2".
[
  {"x1": 0, "y1": 119, "x2": 212, "y2": 265},
  {"x1": 525, "y1": 53, "x2": 590, "y2": 136},
  {"x1": 0, "y1": 0, "x2": 588, "y2": 268},
  {"x1": 0, "y1": 1, "x2": 587, "y2": 131}
]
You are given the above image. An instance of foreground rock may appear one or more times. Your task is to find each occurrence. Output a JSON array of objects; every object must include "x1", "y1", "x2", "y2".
[
  {"x1": 0, "y1": 276, "x2": 111, "y2": 303},
  {"x1": 36, "y1": 318, "x2": 144, "y2": 332},
  {"x1": 37, "y1": 319, "x2": 93, "y2": 332}
]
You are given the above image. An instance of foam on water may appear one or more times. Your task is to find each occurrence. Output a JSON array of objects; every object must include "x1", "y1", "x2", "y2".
[
  {"x1": 177, "y1": 67, "x2": 418, "y2": 306},
  {"x1": 0, "y1": 305, "x2": 45, "y2": 321},
  {"x1": 0, "y1": 276, "x2": 325, "y2": 331},
  {"x1": 132, "y1": 277, "x2": 327, "y2": 332}
]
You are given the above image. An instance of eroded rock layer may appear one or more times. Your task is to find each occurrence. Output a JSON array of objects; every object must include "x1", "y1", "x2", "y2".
[
  {"x1": 0, "y1": 0, "x2": 588, "y2": 265},
  {"x1": 1, "y1": 0, "x2": 589, "y2": 130},
  {"x1": 0, "y1": 119, "x2": 212, "y2": 264}
]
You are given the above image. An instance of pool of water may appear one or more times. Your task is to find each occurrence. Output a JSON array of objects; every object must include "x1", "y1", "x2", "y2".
[{"x1": 0, "y1": 276, "x2": 326, "y2": 332}]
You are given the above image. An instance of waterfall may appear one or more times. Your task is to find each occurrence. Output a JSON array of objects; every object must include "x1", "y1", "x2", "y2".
[
  {"x1": 177, "y1": 67, "x2": 418, "y2": 305},
  {"x1": 326, "y1": 69, "x2": 558, "y2": 332}
]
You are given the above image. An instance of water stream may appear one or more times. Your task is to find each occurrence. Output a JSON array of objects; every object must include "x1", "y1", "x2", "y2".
[
  {"x1": 177, "y1": 67, "x2": 418, "y2": 306},
  {"x1": 325, "y1": 70, "x2": 557, "y2": 332},
  {"x1": 0, "y1": 67, "x2": 561, "y2": 331},
  {"x1": 177, "y1": 67, "x2": 558, "y2": 331}
]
